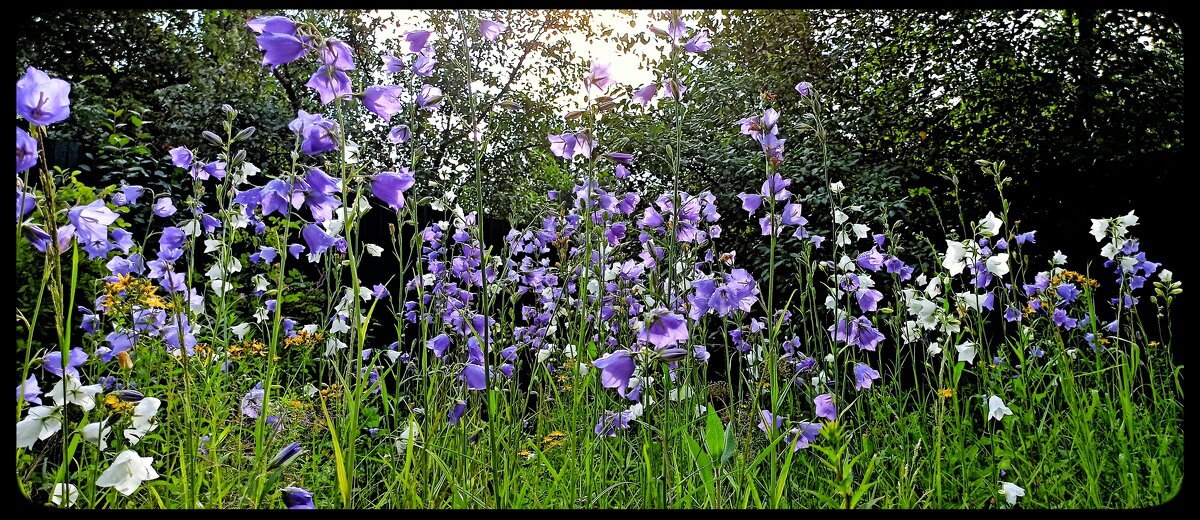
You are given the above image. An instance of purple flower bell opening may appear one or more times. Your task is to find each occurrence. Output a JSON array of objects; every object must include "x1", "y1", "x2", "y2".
[
  {"x1": 281, "y1": 486, "x2": 315, "y2": 509},
  {"x1": 68, "y1": 199, "x2": 118, "y2": 248},
  {"x1": 256, "y1": 32, "x2": 309, "y2": 70},
  {"x1": 592, "y1": 350, "x2": 635, "y2": 396},
  {"x1": 241, "y1": 382, "x2": 265, "y2": 418},
  {"x1": 17, "y1": 127, "x2": 38, "y2": 173},
  {"x1": 306, "y1": 65, "x2": 353, "y2": 105},
  {"x1": 853, "y1": 363, "x2": 881, "y2": 391},
  {"x1": 246, "y1": 15, "x2": 296, "y2": 35},
  {"x1": 814, "y1": 393, "x2": 836, "y2": 421},
  {"x1": 638, "y1": 309, "x2": 689, "y2": 349},
  {"x1": 16, "y1": 67, "x2": 71, "y2": 126},
  {"x1": 371, "y1": 169, "x2": 416, "y2": 211},
  {"x1": 363, "y1": 85, "x2": 404, "y2": 122},
  {"x1": 44, "y1": 347, "x2": 88, "y2": 378},
  {"x1": 480, "y1": 19, "x2": 507, "y2": 41}
]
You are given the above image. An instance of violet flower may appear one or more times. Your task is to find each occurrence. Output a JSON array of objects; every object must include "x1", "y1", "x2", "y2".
[
  {"x1": 480, "y1": 19, "x2": 507, "y2": 41},
  {"x1": 17, "y1": 127, "x2": 37, "y2": 173},
  {"x1": 371, "y1": 169, "x2": 416, "y2": 210},
  {"x1": 363, "y1": 85, "x2": 404, "y2": 122},
  {"x1": 16, "y1": 67, "x2": 71, "y2": 126}
]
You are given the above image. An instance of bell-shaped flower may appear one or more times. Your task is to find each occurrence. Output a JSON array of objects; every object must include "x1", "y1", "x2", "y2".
[
  {"x1": 977, "y1": 211, "x2": 1003, "y2": 237},
  {"x1": 50, "y1": 483, "x2": 79, "y2": 507},
  {"x1": 480, "y1": 19, "x2": 507, "y2": 41},
  {"x1": 16, "y1": 404, "x2": 62, "y2": 449},
  {"x1": 123, "y1": 397, "x2": 161, "y2": 445},
  {"x1": 282, "y1": 486, "x2": 315, "y2": 509},
  {"x1": 999, "y1": 481, "x2": 1025, "y2": 505},
  {"x1": 17, "y1": 127, "x2": 38, "y2": 173},
  {"x1": 16, "y1": 67, "x2": 71, "y2": 126},
  {"x1": 988, "y1": 395, "x2": 1013, "y2": 421},
  {"x1": 363, "y1": 85, "x2": 404, "y2": 122},
  {"x1": 96, "y1": 449, "x2": 159, "y2": 496},
  {"x1": 47, "y1": 375, "x2": 102, "y2": 411},
  {"x1": 592, "y1": 350, "x2": 635, "y2": 396},
  {"x1": 82, "y1": 421, "x2": 113, "y2": 450},
  {"x1": 955, "y1": 340, "x2": 977, "y2": 365},
  {"x1": 371, "y1": 169, "x2": 415, "y2": 210}
]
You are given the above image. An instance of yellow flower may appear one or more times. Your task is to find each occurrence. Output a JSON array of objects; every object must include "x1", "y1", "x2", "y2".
[{"x1": 938, "y1": 388, "x2": 954, "y2": 398}]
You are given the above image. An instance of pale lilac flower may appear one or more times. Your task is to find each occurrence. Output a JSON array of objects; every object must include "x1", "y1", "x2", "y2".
[
  {"x1": 585, "y1": 61, "x2": 615, "y2": 93},
  {"x1": 593, "y1": 350, "x2": 635, "y2": 396},
  {"x1": 16, "y1": 375, "x2": 40, "y2": 405},
  {"x1": 632, "y1": 83, "x2": 658, "y2": 108},
  {"x1": 363, "y1": 85, "x2": 404, "y2": 122},
  {"x1": 814, "y1": 393, "x2": 836, "y2": 421},
  {"x1": 416, "y1": 84, "x2": 444, "y2": 110},
  {"x1": 16, "y1": 67, "x2": 72, "y2": 126},
  {"x1": 241, "y1": 382, "x2": 264, "y2": 418},
  {"x1": 480, "y1": 19, "x2": 507, "y2": 41},
  {"x1": 853, "y1": 363, "x2": 880, "y2": 390},
  {"x1": 684, "y1": 30, "x2": 711, "y2": 53},
  {"x1": 16, "y1": 127, "x2": 37, "y2": 173}
]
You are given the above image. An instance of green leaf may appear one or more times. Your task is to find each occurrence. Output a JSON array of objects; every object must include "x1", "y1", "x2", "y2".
[
  {"x1": 721, "y1": 418, "x2": 737, "y2": 465},
  {"x1": 705, "y1": 407, "x2": 724, "y2": 457}
]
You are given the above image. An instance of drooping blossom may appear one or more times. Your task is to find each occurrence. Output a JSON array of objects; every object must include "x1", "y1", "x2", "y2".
[
  {"x1": 416, "y1": 84, "x2": 444, "y2": 110},
  {"x1": 68, "y1": 199, "x2": 118, "y2": 249},
  {"x1": 814, "y1": 393, "x2": 836, "y2": 421},
  {"x1": 363, "y1": 85, "x2": 404, "y2": 122},
  {"x1": 594, "y1": 410, "x2": 632, "y2": 437},
  {"x1": 388, "y1": 125, "x2": 411, "y2": 144},
  {"x1": 592, "y1": 350, "x2": 635, "y2": 396},
  {"x1": 988, "y1": 395, "x2": 1013, "y2": 421},
  {"x1": 16, "y1": 404, "x2": 62, "y2": 449},
  {"x1": 16, "y1": 375, "x2": 40, "y2": 405},
  {"x1": 638, "y1": 309, "x2": 689, "y2": 349},
  {"x1": 255, "y1": 32, "x2": 309, "y2": 70},
  {"x1": 306, "y1": 66, "x2": 353, "y2": 105},
  {"x1": 282, "y1": 486, "x2": 315, "y2": 509},
  {"x1": 585, "y1": 61, "x2": 615, "y2": 93},
  {"x1": 17, "y1": 127, "x2": 37, "y2": 173},
  {"x1": 44, "y1": 347, "x2": 88, "y2": 378},
  {"x1": 853, "y1": 363, "x2": 880, "y2": 391},
  {"x1": 788, "y1": 422, "x2": 822, "y2": 451},
  {"x1": 318, "y1": 39, "x2": 356, "y2": 70},
  {"x1": 480, "y1": 19, "x2": 507, "y2": 41},
  {"x1": 999, "y1": 481, "x2": 1026, "y2": 506},
  {"x1": 289, "y1": 110, "x2": 340, "y2": 155},
  {"x1": 371, "y1": 169, "x2": 416, "y2": 210},
  {"x1": 829, "y1": 316, "x2": 885, "y2": 351},
  {"x1": 684, "y1": 30, "x2": 711, "y2": 53},
  {"x1": 632, "y1": 83, "x2": 658, "y2": 108},
  {"x1": 96, "y1": 450, "x2": 159, "y2": 496},
  {"x1": 241, "y1": 382, "x2": 265, "y2": 418},
  {"x1": 401, "y1": 30, "x2": 432, "y2": 53}
]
